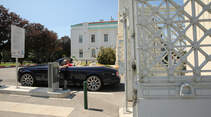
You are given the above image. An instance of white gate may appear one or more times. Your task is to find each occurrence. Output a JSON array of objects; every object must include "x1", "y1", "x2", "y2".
[{"x1": 133, "y1": 0, "x2": 211, "y2": 116}]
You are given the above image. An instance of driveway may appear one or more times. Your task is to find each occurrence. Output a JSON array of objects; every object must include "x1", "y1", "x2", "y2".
[
  {"x1": 0, "y1": 67, "x2": 18, "y2": 85},
  {"x1": 0, "y1": 67, "x2": 125, "y2": 117}
]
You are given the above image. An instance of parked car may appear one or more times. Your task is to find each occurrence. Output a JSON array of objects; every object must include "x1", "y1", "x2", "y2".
[{"x1": 18, "y1": 59, "x2": 120, "y2": 91}]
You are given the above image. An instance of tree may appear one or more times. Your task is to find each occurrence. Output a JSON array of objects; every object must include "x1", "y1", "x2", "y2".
[
  {"x1": 97, "y1": 47, "x2": 116, "y2": 65},
  {"x1": 0, "y1": 5, "x2": 62, "y2": 63},
  {"x1": 25, "y1": 23, "x2": 61, "y2": 63},
  {"x1": 0, "y1": 5, "x2": 28, "y2": 62},
  {"x1": 56, "y1": 36, "x2": 71, "y2": 58},
  {"x1": 25, "y1": 23, "x2": 45, "y2": 62},
  {"x1": 44, "y1": 30, "x2": 61, "y2": 62}
]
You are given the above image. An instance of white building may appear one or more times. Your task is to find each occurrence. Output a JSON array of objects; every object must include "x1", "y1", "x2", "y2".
[{"x1": 71, "y1": 20, "x2": 118, "y2": 61}]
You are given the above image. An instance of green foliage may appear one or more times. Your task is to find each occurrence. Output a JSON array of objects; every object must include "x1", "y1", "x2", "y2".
[
  {"x1": 25, "y1": 23, "x2": 62, "y2": 63},
  {"x1": 0, "y1": 5, "x2": 28, "y2": 62},
  {"x1": 0, "y1": 62, "x2": 16, "y2": 67},
  {"x1": 0, "y1": 61, "x2": 34, "y2": 67},
  {"x1": 71, "y1": 56, "x2": 78, "y2": 61},
  {"x1": 0, "y1": 5, "x2": 67, "y2": 63},
  {"x1": 97, "y1": 47, "x2": 116, "y2": 65},
  {"x1": 56, "y1": 36, "x2": 71, "y2": 59}
]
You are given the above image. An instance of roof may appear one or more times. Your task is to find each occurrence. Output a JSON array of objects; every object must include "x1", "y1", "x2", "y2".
[
  {"x1": 88, "y1": 21, "x2": 117, "y2": 25},
  {"x1": 71, "y1": 20, "x2": 118, "y2": 27}
]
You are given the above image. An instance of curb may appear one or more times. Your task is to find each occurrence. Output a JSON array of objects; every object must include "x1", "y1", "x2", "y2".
[{"x1": 0, "y1": 85, "x2": 71, "y2": 98}]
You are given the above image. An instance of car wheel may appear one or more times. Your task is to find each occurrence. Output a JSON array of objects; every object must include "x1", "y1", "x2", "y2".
[
  {"x1": 20, "y1": 73, "x2": 35, "y2": 86},
  {"x1": 86, "y1": 75, "x2": 102, "y2": 91}
]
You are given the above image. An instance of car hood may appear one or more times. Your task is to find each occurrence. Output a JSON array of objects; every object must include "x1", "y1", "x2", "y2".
[
  {"x1": 66, "y1": 66, "x2": 117, "y2": 72},
  {"x1": 21, "y1": 65, "x2": 117, "y2": 72},
  {"x1": 21, "y1": 64, "x2": 48, "y2": 69}
]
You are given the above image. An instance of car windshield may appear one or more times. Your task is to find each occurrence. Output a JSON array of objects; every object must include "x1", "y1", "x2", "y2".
[{"x1": 56, "y1": 58, "x2": 73, "y2": 66}]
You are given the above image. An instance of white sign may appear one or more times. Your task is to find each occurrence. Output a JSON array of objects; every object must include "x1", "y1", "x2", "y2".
[{"x1": 11, "y1": 25, "x2": 25, "y2": 58}]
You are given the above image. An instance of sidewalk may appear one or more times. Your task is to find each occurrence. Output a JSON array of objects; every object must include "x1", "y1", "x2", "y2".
[
  {"x1": 0, "y1": 90, "x2": 121, "y2": 117},
  {"x1": 119, "y1": 107, "x2": 133, "y2": 117},
  {"x1": 0, "y1": 85, "x2": 70, "y2": 98}
]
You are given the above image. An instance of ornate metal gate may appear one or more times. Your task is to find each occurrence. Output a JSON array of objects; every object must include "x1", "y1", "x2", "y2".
[
  {"x1": 134, "y1": 0, "x2": 211, "y2": 98},
  {"x1": 118, "y1": 0, "x2": 210, "y2": 116}
]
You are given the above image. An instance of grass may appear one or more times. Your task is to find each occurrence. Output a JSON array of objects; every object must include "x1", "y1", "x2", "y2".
[
  {"x1": 0, "y1": 62, "x2": 35, "y2": 67},
  {"x1": 0, "y1": 62, "x2": 16, "y2": 67}
]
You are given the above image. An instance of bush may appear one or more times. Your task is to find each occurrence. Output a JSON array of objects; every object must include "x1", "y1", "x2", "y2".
[{"x1": 97, "y1": 47, "x2": 116, "y2": 65}]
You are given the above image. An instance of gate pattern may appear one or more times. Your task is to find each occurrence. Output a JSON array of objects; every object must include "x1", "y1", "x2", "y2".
[{"x1": 134, "y1": 0, "x2": 211, "y2": 98}]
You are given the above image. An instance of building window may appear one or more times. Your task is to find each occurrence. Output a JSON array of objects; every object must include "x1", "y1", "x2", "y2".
[
  {"x1": 91, "y1": 49, "x2": 96, "y2": 58},
  {"x1": 104, "y1": 34, "x2": 108, "y2": 42},
  {"x1": 91, "y1": 34, "x2": 95, "y2": 43},
  {"x1": 79, "y1": 49, "x2": 83, "y2": 58},
  {"x1": 79, "y1": 35, "x2": 83, "y2": 43}
]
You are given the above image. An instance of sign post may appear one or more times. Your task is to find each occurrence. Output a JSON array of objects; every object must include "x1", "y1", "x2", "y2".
[{"x1": 11, "y1": 25, "x2": 25, "y2": 88}]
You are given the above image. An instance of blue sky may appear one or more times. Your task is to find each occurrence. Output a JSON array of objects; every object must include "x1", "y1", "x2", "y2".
[
  {"x1": 1, "y1": 0, "x2": 118, "y2": 38},
  {"x1": 1, "y1": 0, "x2": 183, "y2": 38}
]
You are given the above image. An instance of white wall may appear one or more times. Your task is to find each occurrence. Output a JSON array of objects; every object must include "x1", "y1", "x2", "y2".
[
  {"x1": 138, "y1": 99, "x2": 211, "y2": 117},
  {"x1": 71, "y1": 23, "x2": 88, "y2": 60},
  {"x1": 71, "y1": 22, "x2": 118, "y2": 61}
]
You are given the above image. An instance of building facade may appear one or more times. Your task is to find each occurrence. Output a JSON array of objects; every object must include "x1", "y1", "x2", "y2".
[{"x1": 71, "y1": 21, "x2": 118, "y2": 61}]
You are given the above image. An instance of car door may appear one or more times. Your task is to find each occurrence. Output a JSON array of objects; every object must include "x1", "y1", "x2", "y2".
[
  {"x1": 61, "y1": 67, "x2": 75, "y2": 85},
  {"x1": 75, "y1": 68, "x2": 87, "y2": 81},
  {"x1": 65, "y1": 67, "x2": 86, "y2": 86},
  {"x1": 33, "y1": 66, "x2": 48, "y2": 82}
]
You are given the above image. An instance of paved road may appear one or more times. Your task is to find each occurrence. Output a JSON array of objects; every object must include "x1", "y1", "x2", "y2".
[
  {"x1": 0, "y1": 67, "x2": 18, "y2": 85},
  {"x1": 0, "y1": 68, "x2": 125, "y2": 117}
]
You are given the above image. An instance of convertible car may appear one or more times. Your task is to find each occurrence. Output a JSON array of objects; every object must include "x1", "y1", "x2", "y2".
[{"x1": 18, "y1": 61, "x2": 120, "y2": 91}]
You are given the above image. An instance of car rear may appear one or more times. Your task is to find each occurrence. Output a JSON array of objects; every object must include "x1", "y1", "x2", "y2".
[{"x1": 102, "y1": 67, "x2": 120, "y2": 86}]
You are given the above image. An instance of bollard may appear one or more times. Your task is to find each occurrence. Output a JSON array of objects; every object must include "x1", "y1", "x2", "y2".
[{"x1": 83, "y1": 81, "x2": 88, "y2": 109}]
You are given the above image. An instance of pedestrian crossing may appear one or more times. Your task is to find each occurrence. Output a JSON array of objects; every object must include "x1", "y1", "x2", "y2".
[{"x1": 0, "y1": 101, "x2": 74, "y2": 117}]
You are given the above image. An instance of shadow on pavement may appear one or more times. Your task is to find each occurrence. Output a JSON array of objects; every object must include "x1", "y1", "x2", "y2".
[
  {"x1": 88, "y1": 108, "x2": 104, "y2": 112},
  {"x1": 66, "y1": 83, "x2": 125, "y2": 92},
  {"x1": 35, "y1": 82, "x2": 125, "y2": 93},
  {"x1": 66, "y1": 93, "x2": 76, "y2": 99}
]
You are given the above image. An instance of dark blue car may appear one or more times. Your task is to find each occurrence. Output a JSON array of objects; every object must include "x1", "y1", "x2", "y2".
[{"x1": 18, "y1": 63, "x2": 120, "y2": 91}]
